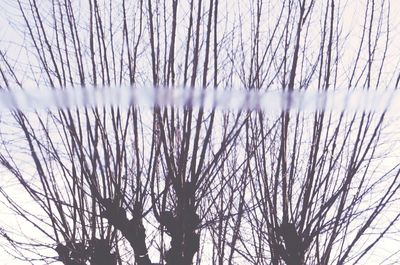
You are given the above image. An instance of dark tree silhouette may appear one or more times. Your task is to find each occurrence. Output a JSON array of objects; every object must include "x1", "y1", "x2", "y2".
[{"x1": 0, "y1": 0, "x2": 400, "y2": 265}]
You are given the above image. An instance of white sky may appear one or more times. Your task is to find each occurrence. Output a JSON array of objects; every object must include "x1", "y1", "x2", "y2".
[{"x1": 1, "y1": 0, "x2": 400, "y2": 264}]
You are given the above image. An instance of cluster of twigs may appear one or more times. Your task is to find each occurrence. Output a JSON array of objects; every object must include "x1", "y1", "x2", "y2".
[{"x1": 0, "y1": 0, "x2": 399, "y2": 264}]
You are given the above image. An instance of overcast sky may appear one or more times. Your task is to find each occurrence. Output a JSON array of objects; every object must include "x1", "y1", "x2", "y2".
[{"x1": 1, "y1": 1, "x2": 400, "y2": 264}]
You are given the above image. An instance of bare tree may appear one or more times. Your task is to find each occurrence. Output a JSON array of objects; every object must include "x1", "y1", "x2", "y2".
[{"x1": 0, "y1": 0, "x2": 400, "y2": 265}]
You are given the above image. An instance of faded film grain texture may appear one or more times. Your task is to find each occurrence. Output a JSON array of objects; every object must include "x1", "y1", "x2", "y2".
[{"x1": 0, "y1": 0, "x2": 400, "y2": 265}]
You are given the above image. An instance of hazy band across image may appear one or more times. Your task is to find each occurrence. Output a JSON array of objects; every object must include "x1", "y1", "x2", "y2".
[{"x1": 0, "y1": 1, "x2": 400, "y2": 265}]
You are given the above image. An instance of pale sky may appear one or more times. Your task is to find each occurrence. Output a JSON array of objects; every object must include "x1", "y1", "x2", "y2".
[{"x1": 1, "y1": 0, "x2": 400, "y2": 264}]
